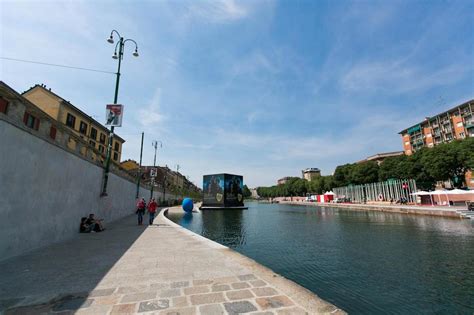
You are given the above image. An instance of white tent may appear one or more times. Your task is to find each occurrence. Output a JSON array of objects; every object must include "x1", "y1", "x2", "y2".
[
  {"x1": 429, "y1": 190, "x2": 450, "y2": 207},
  {"x1": 324, "y1": 191, "x2": 335, "y2": 195},
  {"x1": 447, "y1": 189, "x2": 474, "y2": 195},
  {"x1": 411, "y1": 191, "x2": 434, "y2": 205}
]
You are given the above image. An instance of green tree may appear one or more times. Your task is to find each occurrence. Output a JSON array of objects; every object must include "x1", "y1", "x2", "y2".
[
  {"x1": 243, "y1": 185, "x2": 252, "y2": 198},
  {"x1": 350, "y1": 161, "x2": 379, "y2": 185}
]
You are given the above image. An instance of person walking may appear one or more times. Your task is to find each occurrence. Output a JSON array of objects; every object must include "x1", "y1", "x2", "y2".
[
  {"x1": 147, "y1": 198, "x2": 158, "y2": 225},
  {"x1": 136, "y1": 198, "x2": 146, "y2": 225}
]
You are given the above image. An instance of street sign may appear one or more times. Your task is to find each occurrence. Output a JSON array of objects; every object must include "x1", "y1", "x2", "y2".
[
  {"x1": 150, "y1": 168, "x2": 157, "y2": 178},
  {"x1": 105, "y1": 104, "x2": 124, "y2": 127}
]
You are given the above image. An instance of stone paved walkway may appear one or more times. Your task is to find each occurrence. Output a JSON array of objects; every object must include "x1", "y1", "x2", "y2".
[{"x1": 0, "y1": 207, "x2": 345, "y2": 314}]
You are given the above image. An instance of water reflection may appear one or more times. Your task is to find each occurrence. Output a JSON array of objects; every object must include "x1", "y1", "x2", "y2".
[{"x1": 200, "y1": 210, "x2": 247, "y2": 248}]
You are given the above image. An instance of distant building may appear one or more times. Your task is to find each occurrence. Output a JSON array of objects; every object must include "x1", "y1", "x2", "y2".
[
  {"x1": 22, "y1": 84, "x2": 125, "y2": 164},
  {"x1": 277, "y1": 177, "x2": 292, "y2": 185},
  {"x1": 302, "y1": 168, "x2": 321, "y2": 181},
  {"x1": 120, "y1": 160, "x2": 200, "y2": 193},
  {"x1": 250, "y1": 188, "x2": 259, "y2": 199},
  {"x1": 399, "y1": 99, "x2": 473, "y2": 155},
  {"x1": 357, "y1": 151, "x2": 404, "y2": 165}
]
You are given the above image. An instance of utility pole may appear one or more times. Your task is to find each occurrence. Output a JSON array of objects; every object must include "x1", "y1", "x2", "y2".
[
  {"x1": 150, "y1": 140, "x2": 162, "y2": 200},
  {"x1": 175, "y1": 164, "x2": 180, "y2": 199},
  {"x1": 135, "y1": 132, "x2": 144, "y2": 199}
]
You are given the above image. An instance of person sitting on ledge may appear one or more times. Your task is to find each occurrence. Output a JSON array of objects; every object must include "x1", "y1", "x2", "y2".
[
  {"x1": 79, "y1": 217, "x2": 92, "y2": 233},
  {"x1": 85, "y1": 213, "x2": 105, "y2": 232}
]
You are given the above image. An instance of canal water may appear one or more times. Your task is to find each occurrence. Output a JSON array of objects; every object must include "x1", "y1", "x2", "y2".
[{"x1": 167, "y1": 202, "x2": 474, "y2": 314}]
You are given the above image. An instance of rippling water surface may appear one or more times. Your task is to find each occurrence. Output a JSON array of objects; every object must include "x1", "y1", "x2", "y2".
[{"x1": 168, "y1": 202, "x2": 474, "y2": 314}]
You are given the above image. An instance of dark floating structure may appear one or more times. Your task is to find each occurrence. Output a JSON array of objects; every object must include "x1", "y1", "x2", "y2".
[{"x1": 200, "y1": 173, "x2": 248, "y2": 210}]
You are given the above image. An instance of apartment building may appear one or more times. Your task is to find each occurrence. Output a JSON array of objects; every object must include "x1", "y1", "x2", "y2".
[
  {"x1": 399, "y1": 99, "x2": 473, "y2": 155},
  {"x1": 302, "y1": 168, "x2": 321, "y2": 181},
  {"x1": 22, "y1": 84, "x2": 125, "y2": 164}
]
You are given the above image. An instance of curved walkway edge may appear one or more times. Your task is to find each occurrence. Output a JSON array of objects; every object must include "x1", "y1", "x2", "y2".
[{"x1": 161, "y1": 207, "x2": 346, "y2": 315}]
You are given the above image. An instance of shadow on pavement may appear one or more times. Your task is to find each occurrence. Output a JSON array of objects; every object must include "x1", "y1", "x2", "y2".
[{"x1": 0, "y1": 214, "x2": 148, "y2": 313}]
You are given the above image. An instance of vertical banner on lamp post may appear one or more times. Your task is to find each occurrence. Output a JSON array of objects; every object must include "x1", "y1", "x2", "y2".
[{"x1": 105, "y1": 104, "x2": 124, "y2": 127}]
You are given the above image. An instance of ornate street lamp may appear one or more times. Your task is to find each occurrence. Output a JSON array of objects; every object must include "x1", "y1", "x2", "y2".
[{"x1": 101, "y1": 30, "x2": 139, "y2": 196}]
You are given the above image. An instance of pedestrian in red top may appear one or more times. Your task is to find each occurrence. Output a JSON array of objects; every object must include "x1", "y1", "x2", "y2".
[
  {"x1": 136, "y1": 198, "x2": 146, "y2": 225},
  {"x1": 147, "y1": 198, "x2": 158, "y2": 225}
]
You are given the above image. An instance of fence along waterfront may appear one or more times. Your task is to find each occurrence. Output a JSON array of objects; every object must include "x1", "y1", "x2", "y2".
[{"x1": 333, "y1": 179, "x2": 417, "y2": 203}]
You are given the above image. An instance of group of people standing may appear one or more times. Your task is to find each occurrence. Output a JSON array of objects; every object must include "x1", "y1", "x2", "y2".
[{"x1": 136, "y1": 197, "x2": 158, "y2": 225}]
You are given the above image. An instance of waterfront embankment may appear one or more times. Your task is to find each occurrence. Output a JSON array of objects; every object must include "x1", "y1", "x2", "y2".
[
  {"x1": 278, "y1": 201, "x2": 467, "y2": 218},
  {"x1": 0, "y1": 207, "x2": 344, "y2": 314}
]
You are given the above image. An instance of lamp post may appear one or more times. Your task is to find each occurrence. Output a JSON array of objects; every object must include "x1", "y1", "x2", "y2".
[
  {"x1": 101, "y1": 29, "x2": 139, "y2": 196},
  {"x1": 150, "y1": 140, "x2": 163, "y2": 199}
]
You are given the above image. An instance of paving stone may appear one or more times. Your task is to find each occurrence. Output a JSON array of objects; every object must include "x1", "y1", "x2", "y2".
[
  {"x1": 184, "y1": 286, "x2": 210, "y2": 295},
  {"x1": 172, "y1": 296, "x2": 189, "y2": 308},
  {"x1": 138, "y1": 299, "x2": 170, "y2": 312},
  {"x1": 117, "y1": 285, "x2": 149, "y2": 294},
  {"x1": 252, "y1": 287, "x2": 279, "y2": 297},
  {"x1": 249, "y1": 280, "x2": 267, "y2": 287},
  {"x1": 276, "y1": 307, "x2": 308, "y2": 315},
  {"x1": 238, "y1": 274, "x2": 257, "y2": 281},
  {"x1": 251, "y1": 312, "x2": 275, "y2": 315},
  {"x1": 224, "y1": 301, "x2": 258, "y2": 314},
  {"x1": 110, "y1": 303, "x2": 137, "y2": 314},
  {"x1": 225, "y1": 289, "x2": 254, "y2": 301},
  {"x1": 4, "y1": 304, "x2": 53, "y2": 315},
  {"x1": 121, "y1": 292, "x2": 157, "y2": 303},
  {"x1": 199, "y1": 304, "x2": 225, "y2": 315},
  {"x1": 159, "y1": 289, "x2": 182, "y2": 298},
  {"x1": 189, "y1": 293, "x2": 225, "y2": 305},
  {"x1": 151, "y1": 283, "x2": 170, "y2": 291},
  {"x1": 213, "y1": 276, "x2": 238, "y2": 284},
  {"x1": 92, "y1": 295, "x2": 120, "y2": 305},
  {"x1": 88, "y1": 288, "x2": 116, "y2": 297},
  {"x1": 231, "y1": 282, "x2": 251, "y2": 289},
  {"x1": 75, "y1": 304, "x2": 112, "y2": 314},
  {"x1": 211, "y1": 284, "x2": 231, "y2": 292},
  {"x1": 171, "y1": 281, "x2": 190, "y2": 288},
  {"x1": 160, "y1": 306, "x2": 196, "y2": 315},
  {"x1": 255, "y1": 296, "x2": 294, "y2": 310},
  {"x1": 193, "y1": 279, "x2": 213, "y2": 286},
  {"x1": 52, "y1": 297, "x2": 93, "y2": 311}
]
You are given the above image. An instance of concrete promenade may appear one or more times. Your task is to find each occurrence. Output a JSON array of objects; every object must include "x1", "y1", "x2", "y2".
[
  {"x1": 0, "y1": 207, "x2": 344, "y2": 315},
  {"x1": 279, "y1": 201, "x2": 468, "y2": 219}
]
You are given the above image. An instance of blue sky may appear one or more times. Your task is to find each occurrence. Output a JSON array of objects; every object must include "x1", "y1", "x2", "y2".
[{"x1": 1, "y1": 0, "x2": 473, "y2": 188}]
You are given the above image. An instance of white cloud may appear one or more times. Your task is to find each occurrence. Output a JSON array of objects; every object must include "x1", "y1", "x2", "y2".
[
  {"x1": 186, "y1": 0, "x2": 248, "y2": 23},
  {"x1": 137, "y1": 88, "x2": 166, "y2": 127},
  {"x1": 341, "y1": 60, "x2": 472, "y2": 94}
]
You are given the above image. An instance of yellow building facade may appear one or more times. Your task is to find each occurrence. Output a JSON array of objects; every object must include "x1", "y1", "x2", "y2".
[{"x1": 22, "y1": 84, "x2": 125, "y2": 164}]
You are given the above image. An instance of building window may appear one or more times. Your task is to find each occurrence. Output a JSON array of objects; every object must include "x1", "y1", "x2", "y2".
[
  {"x1": 114, "y1": 142, "x2": 119, "y2": 151},
  {"x1": 79, "y1": 121, "x2": 88, "y2": 135},
  {"x1": 89, "y1": 140, "x2": 96, "y2": 147},
  {"x1": 99, "y1": 133, "x2": 106, "y2": 144},
  {"x1": 50, "y1": 126, "x2": 57, "y2": 139},
  {"x1": 98, "y1": 145, "x2": 105, "y2": 153},
  {"x1": 90, "y1": 127, "x2": 97, "y2": 140},
  {"x1": 113, "y1": 152, "x2": 119, "y2": 161},
  {"x1": 457, "y1": 122, "x2": 463, "y2": 127},
  {"x1": 0, "y1": 97, "x2": 8, "y2": 114},
  {"x1": 23, "y1": 112, "x2": 40, "y2": 130},
  {"x1": 66, "y1": 113, "x2": 76, "y2": 129}
]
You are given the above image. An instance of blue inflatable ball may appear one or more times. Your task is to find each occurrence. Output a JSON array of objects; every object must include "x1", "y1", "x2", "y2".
[{"x1": 182, "y1": 198, "x2": 194, "y2": 213}]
